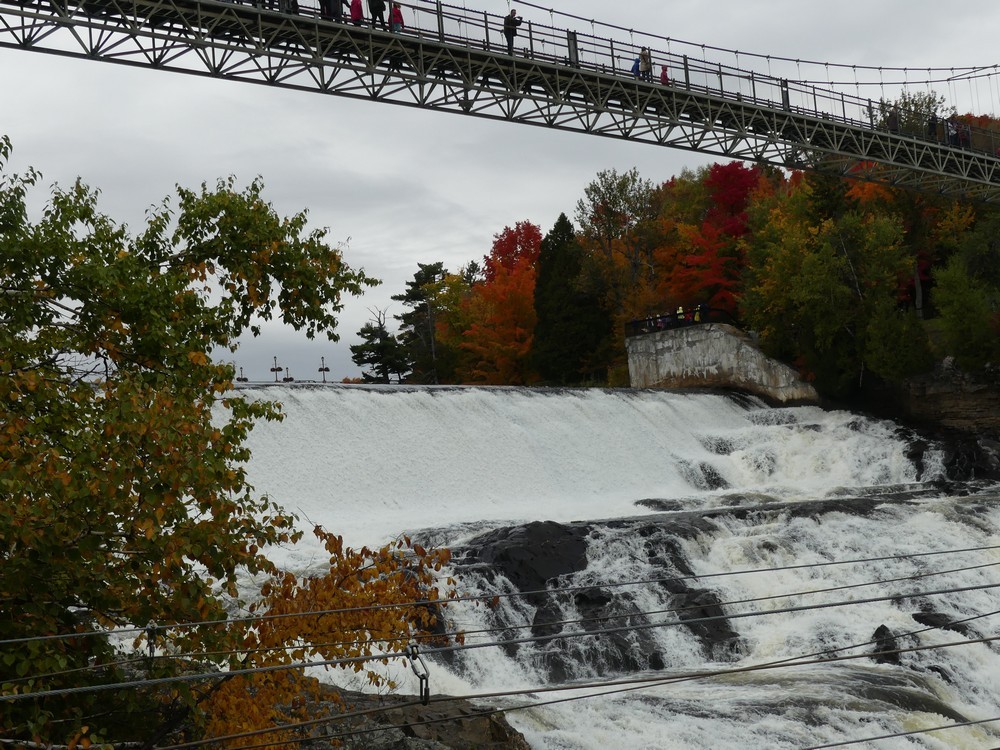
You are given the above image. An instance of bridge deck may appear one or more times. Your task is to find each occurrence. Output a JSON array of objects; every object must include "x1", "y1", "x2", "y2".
[{"x1": 2, "y1": 0, "x2": 999, "y2": 201}]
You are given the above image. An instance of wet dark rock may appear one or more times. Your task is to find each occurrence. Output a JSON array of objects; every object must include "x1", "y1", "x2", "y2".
[
  {"x1": 530, "y1": 598, "x2": 565, "y2": 639},
  {"x1": 871, "y1": 624, "x2": 900, "y2": 665},
  {"x1": 925, "y1": 664, "x2": 955, "y2": 684},
  {"x1": 853, "y1": 676, "x2": 968, "y2": 724},
  {"x1": 635, "y1": 498, "x2": 685, "y2": 511},
  {"x1": 911, "y1": 611, "x2": 972, "y2": 637},
  {"x1": 647, "y1": 651, "x2": 665, "y2": 670},
  {"x1": 574, "y1": 586, "x2": 613, "y2": 613},
  {"x1": 894, "y1": 421, "x2": 1000, "y2": 482},
  {"x1": 459, "y1": 521, "x2": 588, "y2": 595},
  {"x1": 329, "y1": 688, "x2": 531, "y2": 750},
  {"x1": 454, "y1": 516, "x2": 742, "y2": 679},
  {"x1": 680, "y1": 461, "x2": 730, "y2": 490}
]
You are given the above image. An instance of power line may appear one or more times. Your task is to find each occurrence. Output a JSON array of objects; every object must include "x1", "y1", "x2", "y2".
[
  {"x1": 8, "y1": 577, "x2": 1000, "y2": 704},
  {"x1": 21, "y1": 553, "x2": 982, "y2": 684},
  {"x1": 9, "y1": 549, "x2": 999, "y2": 687},
  {"x1": 420, "y1": 579, "x2": 1000, "y2": 660},
  {"x1": 5, "y1": 542, "x2": 997, "y2": 649},
  {"x1": 798, "y1": 715, "x2": 1000, "y2": 749},
  {"x1": 154, "y1": 614, "x2": 1000, "y2": 750}
]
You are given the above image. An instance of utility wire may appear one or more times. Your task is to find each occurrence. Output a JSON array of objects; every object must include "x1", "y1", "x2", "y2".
[
  {"x1": 155, "y1": 613, "x2": 1000, "y2": 750},
  {"x1": 420, "y1": 579, "x2": 1000, "y2": 660},
  {"x1": 5, "y1": 543, "x2": 997, "y2": 648},
  {"x1": 8, "y1": 550, "x2": 999, "y2": 687},
  {"x1": 7, "y1": 577, "x2": 1000, "y2": 704},
  {"x1": 798, "y1": 715, "x2": 1000, "y2": 749}
]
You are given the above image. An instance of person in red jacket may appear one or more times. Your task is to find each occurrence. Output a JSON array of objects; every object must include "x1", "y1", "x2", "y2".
[
  {"x1": 350, "y1": 0, "x2": 363, "y2": 26},
  {"x1": 390, "y1": 1, "x2": 404, "y2": 32}
]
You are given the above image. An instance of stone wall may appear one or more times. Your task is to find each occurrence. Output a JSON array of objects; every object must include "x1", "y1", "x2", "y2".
[
  {"x1": 626, "y1": 323, "x2": 819, "y2": 404},
  {"x1": 898, "y1": 360, "x2": 1000, "y2": 431}
]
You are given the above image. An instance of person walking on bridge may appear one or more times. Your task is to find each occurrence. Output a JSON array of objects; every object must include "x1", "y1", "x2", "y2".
[
  {"x1": 389, "y1": 1, "x2": 404, "y2": 32},
  {"x1": 350, "y1": 0, "x2": 363, "y2": 26},
  {"x1": 503, "y1": 9, "x2": 523, "y2": 56},
  {"x1": 368, "y1": 0, "x2": 386, "y2": 30},
  {"x1": 638, "y1": 47, "x2": 652, "y2": 82}
]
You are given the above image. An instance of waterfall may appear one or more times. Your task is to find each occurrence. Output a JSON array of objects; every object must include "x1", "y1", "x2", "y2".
[{"x1": 235, "y1": 384, "x2": 1000, "y2": 749}]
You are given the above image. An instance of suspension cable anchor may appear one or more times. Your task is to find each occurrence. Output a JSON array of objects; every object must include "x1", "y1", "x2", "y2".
[{"x1": 407, "y1": 642, "x2": 430, "y2": 705}]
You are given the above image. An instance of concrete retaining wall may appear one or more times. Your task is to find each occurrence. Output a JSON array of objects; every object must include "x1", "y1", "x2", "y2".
[{"x1": 626, "y1": 323, "x2": 819, "y2": 404}]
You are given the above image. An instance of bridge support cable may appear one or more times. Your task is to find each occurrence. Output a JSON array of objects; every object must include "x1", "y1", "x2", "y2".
[{"x1": 2, "y1": 0, "x2": 1000, "y2": 201}]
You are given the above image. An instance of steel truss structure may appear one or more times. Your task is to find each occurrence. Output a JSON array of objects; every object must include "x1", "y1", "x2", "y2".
[{"x1": 2, "y1": 0, "x2": 1000, "y2": 202}]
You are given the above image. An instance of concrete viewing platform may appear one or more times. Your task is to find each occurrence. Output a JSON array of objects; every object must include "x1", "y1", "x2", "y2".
[{"x1": 626, "y1": 322, "x2": 819, "y2": 404}]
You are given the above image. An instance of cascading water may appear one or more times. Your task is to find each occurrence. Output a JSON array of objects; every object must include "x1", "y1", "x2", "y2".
[{"x1": 238, "y1": 384, "x2": 1000, "y2": 749}]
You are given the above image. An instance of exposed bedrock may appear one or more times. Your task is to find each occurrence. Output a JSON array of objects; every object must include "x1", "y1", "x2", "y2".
[{"x1": 453, "y1": 517, "x2": 740, "y2": 681}]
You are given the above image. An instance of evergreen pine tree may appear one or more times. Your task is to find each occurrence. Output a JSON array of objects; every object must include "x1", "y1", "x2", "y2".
[
  {"x1": 350, "y1": 312, "x2": 410, "y2": 383},
  {"x1": 533, "y1": 213, "x2": 612, "y2": 384},
  {"x1": 392, "y1": 262, "x2": 447, "y2": 383}
]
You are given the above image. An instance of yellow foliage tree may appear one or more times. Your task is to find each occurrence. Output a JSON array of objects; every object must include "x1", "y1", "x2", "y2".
[{"x1": 0, "y1": 135, "x2": 458, "y2": 746}]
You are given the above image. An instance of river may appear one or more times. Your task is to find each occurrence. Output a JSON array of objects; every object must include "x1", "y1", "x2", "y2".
[{"x1": 238, "y1": 384, "x2": 1000, "y2": 749}]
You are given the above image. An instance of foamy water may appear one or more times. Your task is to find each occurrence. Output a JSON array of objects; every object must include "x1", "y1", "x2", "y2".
[{"x1": 231, "y1": 384, "x2": 1000, "y2": 749}]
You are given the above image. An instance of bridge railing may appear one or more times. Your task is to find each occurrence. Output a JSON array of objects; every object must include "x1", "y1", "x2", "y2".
[
  {"x1": 625, "y1": 307, "x2": 737, "y2": 338},
  {"x1": 336, "y1": 0, "x2": 999, "y2": 156},
  {"x1": 50, "y1": 0, "x2": 1000, "y2": 158}
]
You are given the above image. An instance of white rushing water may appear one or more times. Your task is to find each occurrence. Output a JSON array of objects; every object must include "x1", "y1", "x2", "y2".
[{"x1": 236, "y1": 384, "x2": 1000, "y2": 749}]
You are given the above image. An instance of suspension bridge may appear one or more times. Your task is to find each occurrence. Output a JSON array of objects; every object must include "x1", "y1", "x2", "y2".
[{"x1": 3, "y1": 0, "x2": 1000, "y2": 201}]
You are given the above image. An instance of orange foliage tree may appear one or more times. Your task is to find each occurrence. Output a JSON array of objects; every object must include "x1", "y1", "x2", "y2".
[
  {"x1": 200, "y1": 529, "x2": 456, "y2": 748},
  {"x1": 459, "y1": 257, "x2": 538, "y2": 384},
  {"x1": 664, "y1": 162, "x2": 769, "y2": 317},
  {"x1": 483, "y1": 221, "x2": 542, "y2": 282}
]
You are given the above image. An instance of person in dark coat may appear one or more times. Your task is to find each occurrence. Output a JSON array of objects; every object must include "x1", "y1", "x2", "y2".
[
  {"x1": 503, "y1": 9, "x2": 523, "y2": 56},
  {"x1": 368, "y1": 0, "x2": 386, "y2": 30},
  {"x1": 319, "y1": 0, "x2": 348, "y2": 20}
]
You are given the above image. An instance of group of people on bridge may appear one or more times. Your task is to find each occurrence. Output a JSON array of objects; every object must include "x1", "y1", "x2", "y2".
[
  {"x1": 252, "y1": 0, "x2": 1000, "y2": 158},
  {"x1": 318, "y1": 0, "x2": 405, "y2": 31},
  {"x1": 630, "y1": 47, "x2": 671, "y2": 86}
]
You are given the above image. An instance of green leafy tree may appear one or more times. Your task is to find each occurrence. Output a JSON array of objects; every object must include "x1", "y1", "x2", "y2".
[
  {"x1": 0, "y1": 135, "x2": 441, "y2": 743},
  {"x1": 574, "y1": 167, "x2": 659, "y2": 287},
  {"x1": 742, "y1": 187, "x2": 931, "y2": 396},
  {"x1": 934, "y1": 207, "x2": 1000, "y2": 371},
  {"x1": 875, "y1": 89, "x2": 953, "y2": 135},
  {"x1": 350, "y1": 309, "x2": 411, "y2": 383}
]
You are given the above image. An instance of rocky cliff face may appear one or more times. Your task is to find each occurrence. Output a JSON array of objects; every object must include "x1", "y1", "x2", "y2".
[
  {"x1": 898, "y1": 359, "x2": 1000, "y2": 432},
  {"x1": 625, "y1": 323, "x2": 818, "y2": 404}
]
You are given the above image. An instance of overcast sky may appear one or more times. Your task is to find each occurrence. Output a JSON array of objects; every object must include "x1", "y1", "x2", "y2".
[{"x1": 3, "y1": 0, "x2": 998, "y2": 381}]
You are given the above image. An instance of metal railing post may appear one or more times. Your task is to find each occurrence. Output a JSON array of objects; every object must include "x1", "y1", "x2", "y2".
[
  {"x1": 435, "y1": 0, "x2": 443, "y2": 42},
  {"x1": 527, "y1": 20, "x2": 533, "y2": 57},
  {"x1": 483, "y1": 11, "x2": 489, "y2": 50},
  {"x1": 609, "y1": 39, "x2": 615, "y2": 73},
  {"x1": 567, "y1": 29, "x2": 578, "y2": 66},
  {"x1": 683, "y1": 54, "x2": 689, "y2": 88}
]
